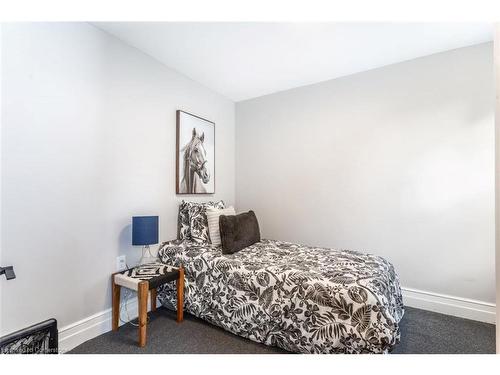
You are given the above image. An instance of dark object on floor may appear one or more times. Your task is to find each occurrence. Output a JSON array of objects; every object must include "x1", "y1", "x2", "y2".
[
  {"x1": 69, "y1": 306, "x2": 495, "y2": 354},
  {"x1": 220, "y1": 210, "x2": 260, "y2": 254},
  {"x1": 0, "y1": 265, "x2": 16, "y2": 280},
  {"x1": 1, "y1": 318, "x2": 58, "y2": 354}
]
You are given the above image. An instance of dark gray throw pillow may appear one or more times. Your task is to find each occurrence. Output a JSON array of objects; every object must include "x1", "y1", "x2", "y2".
[{"x1": 219, "y1": 210, "x2": 261, "y2": 254}]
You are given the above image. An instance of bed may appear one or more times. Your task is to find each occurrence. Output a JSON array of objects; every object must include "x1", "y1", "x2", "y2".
[{"x1": 157, "y1": 238, "x2": 404, "y2": 354}]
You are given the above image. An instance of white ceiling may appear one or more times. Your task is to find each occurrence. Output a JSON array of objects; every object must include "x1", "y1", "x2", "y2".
[{"x1": 94, "y1": 23, "x2": 493, "y2": 102}]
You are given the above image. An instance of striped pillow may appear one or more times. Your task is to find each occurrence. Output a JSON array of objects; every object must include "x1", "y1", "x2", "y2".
[{"x1": 206, "y1": 206, "x2": 235, "y2": 246}]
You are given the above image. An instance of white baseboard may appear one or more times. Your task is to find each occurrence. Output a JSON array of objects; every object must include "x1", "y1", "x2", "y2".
[
  {"x1": 59, "y1": 296, "x2": 145, "y2": 353},
  {"x1": 401, "y1": 287, "x2": 496, "y2": 324},
  {"x1": 58, "y1": 287, "x2": 496, "y2": 352}
]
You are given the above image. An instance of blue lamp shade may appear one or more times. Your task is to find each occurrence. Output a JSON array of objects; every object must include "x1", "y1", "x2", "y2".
[{"x1": 132, "y1": 216, "x2": 159, "y2": 246}]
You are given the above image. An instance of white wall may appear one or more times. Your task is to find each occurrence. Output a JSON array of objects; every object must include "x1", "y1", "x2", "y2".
[
  {"x1": 0, "y1": 23, "x2": 235, "y2": 337},
  {"x1": 495, "y1": 25, "x2": 500, "y2": 353},
  {"x1": 0, "y1": 24, "x2": 3, "y2": 336},
  {"x1": 236, "y1": 43, "x2": 495, "y2": 306}
]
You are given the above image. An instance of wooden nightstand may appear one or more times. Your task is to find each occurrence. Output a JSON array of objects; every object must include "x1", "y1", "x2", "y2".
[{"x1": 111, "y1": 263, "x2": 184, "y2": 347}]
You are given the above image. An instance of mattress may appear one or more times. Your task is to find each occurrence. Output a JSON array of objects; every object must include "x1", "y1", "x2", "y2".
[{"x1": 157, "y1": 239, "x2": 404, "y2": 354}]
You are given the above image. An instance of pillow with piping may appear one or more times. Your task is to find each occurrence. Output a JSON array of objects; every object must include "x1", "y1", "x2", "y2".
[{"x1": 219, "y1": 210, "x2": 260, "y2": 254}]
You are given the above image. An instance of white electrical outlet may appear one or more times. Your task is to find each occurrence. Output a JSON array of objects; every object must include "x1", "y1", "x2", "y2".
[{"x1": 116, "y1": 255, "x2": 127, "y2": 271}]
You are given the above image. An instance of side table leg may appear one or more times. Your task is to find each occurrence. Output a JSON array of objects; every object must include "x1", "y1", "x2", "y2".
[
  {"x1": 138, "y1": 281, "x2": 148, "y2": 347},
  {"x1": 150, "y1": 288, "x2": 157, "y2": 312},
  {"x1": 112, "y1": 275, "x2": 120, "y2": 331},
  {"x1": 176, "y1": 267, "x2": 184, "y2": 323}
]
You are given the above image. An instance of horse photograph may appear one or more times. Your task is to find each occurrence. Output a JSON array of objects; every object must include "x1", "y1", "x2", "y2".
[{"x1": 176, "y1": 110, "x2": 215, "y2": 194}]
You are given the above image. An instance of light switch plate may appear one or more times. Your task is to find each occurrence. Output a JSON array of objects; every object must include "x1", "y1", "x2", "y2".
[{"x1": 116, "y1": 255, "x2": 127, "y2": 271}]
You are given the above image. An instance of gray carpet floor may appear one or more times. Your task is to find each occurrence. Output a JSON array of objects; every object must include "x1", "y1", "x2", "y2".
[{"x1": 70, "y1": 306, "x2": 495, "y2": 354}]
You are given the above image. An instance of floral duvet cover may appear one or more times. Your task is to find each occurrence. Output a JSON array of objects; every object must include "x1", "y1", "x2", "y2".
[{"x1": 157, "y1": 239, "x2": 404, "y2": 354}]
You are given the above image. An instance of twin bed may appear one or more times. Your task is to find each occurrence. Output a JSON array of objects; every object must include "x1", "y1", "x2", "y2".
[{"x1": 157, "y1": 237, "x2": 404, "y2": 354}]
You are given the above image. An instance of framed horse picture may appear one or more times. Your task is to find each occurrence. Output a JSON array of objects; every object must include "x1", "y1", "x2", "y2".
[{"x1": 176, "y1": 110, "x2": 215, "y2": 194}]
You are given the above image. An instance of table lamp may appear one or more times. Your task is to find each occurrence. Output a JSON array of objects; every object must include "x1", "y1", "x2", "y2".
[{"x1": 132, "y1": 216, "x2": 159, "y2": 265}]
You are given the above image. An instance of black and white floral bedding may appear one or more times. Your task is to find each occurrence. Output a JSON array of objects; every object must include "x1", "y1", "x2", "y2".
[
  {"x1": 157, "y1": 239, "x2": 404, "y2": 354},
  {"x1": 177, "y1": 200, "x2": 225, "y2": 242}
]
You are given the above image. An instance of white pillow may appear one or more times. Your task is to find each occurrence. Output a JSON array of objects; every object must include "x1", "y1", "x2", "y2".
[{"x1": 206, "y1": 206, "x2": 235, "y2": 246}]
